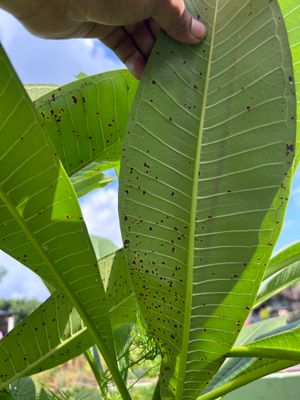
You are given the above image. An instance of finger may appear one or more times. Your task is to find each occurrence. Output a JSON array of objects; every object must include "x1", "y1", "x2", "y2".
[
  {"x1": 148, "y1": 18, "x2": 161, "y2": 39},
  {"x1": 87, "y1": 24, "x2": 145, "y2": 79},
  {"x1": 125, "y1": 22, "x2": 155, "y2": 58},
  {"x1": 153, "y1": 0, "x2": 206, "y2": 44}
]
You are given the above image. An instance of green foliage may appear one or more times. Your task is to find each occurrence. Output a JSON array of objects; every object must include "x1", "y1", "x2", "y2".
[
  {"x1": 0, "y1": 1, "x2": 300, "y2": 400},
  {"x1": 119, "y1": 1, "x2": 296, "y2": 398},
  {"x1": 0, "y1": 47, "x2": 129, "y2": 399},
  {"x1": 1, "y1": 377, "x2": 101, "y2": 400},
  {"x1": 0, "y1": 250, "x2": 136, "y2": 388}
]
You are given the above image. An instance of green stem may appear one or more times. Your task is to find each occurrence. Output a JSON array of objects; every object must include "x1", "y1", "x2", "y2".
[
  {"x1": 227, "y1": 346, "x2": 300, "y2": 362},
  {"x1": 197, "y1": 360, "x2": 291, "y2": 400},
  {"x1": 84, "y1": 349, "x2": 107, "y2": 399},
  {"x1": 152, "y1": 381, "x2": 161, "y2": 400}
]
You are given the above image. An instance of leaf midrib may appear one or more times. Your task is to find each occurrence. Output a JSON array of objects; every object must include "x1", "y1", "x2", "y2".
[
  {"x1": 0, "y1": 325, "x2": 88, "y2": 389},
  {"x1": 176, "y1": 2, "x2": 219, "y2": 397},
  {"x1": 0, "y1": 186, "x2": 123, "y2": 391}
]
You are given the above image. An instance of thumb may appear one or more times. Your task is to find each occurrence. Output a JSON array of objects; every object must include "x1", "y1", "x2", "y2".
[{"x1": 153, "y1": 0, "x2": 206, "y2": 44}]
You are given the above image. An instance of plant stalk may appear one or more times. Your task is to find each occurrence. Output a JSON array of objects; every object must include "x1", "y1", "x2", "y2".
[
  {"x1": 227, "y1": 346, "x2": 300, "y2": 362},
  {"x1": 197, "y1": 360, "x2": 292, "y2": 400},
  {"x1": 84, "y1": 349, "x2": 107, "y2": 399},
  {"x1": 152, "y1": 381, "x2": 161, "y2": 400}
]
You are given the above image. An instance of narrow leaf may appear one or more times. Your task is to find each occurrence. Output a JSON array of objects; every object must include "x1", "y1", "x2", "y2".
[
  {"x1": 71, "y1": 162, "x2": 116, "y2": 197},
  {"x1": 256, "y1": 260, "x2": 300, "y2": 307},
  {"x1": 204, "y1": 317, "x2": 287, "y2": 393},
  {"x1": 119, "y1": 1, "x2": 296, "y2": 398},
  {"x1": 230, "y1": 323, "x2": 300, "y2": 361},
  {"x1": 264, "y1": 242, "x2": 300, "y2": 279}
]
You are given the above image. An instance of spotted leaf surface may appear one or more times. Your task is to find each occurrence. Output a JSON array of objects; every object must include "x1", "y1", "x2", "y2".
[
  {"x1": 279, "y1": 0, "x2": 300, "y2": 171},
  {"x1": 119, "y1": 1, "x2": 296, "y2": 398},
  {"x1": 0, "y1": 46, "x2": 123, "y2": 389},
  {"x1": 0, "y1": 250, "x2": 136, "y2": 385},
  {"x1": 25, "y1": 84, "x2": 59, "y2": 102},
  {"x1": 204, "y1": 317, "x2": 287, "y2": 394},
  {"x1": 34, "y1": 71, "x2": 138, "y2": 177}
]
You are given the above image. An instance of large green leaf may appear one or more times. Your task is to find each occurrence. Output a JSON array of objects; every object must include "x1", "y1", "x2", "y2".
[
  {"x1": 119, "y1": 1, "x2": 296, "y2": 398},
  {"x1": 0, "y1": 250, "x2": 136, "y2": 384},
  {"x1": 0, "y1": 47, "x2": 128, "y2": 397},
  {"x1": 279, "y1": 0, "x2": 300, "y2": 170},
  {"x1": 34, "y1": 71, "x2": 138, "y2": 177}
]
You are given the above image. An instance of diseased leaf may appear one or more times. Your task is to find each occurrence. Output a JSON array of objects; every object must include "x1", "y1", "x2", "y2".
[
  {"x1": 0, "y1": 250, "x2": 136, "y2": 382},
  {"x1": 25, "y1": 84, "x2": 59, "y2": 102},
  {"x1": 34, "y1": 71, "x2": 138, "y2": 177},
  {"x1": 0, "y1": 46, "x2": 125, "y2": 394},
  {"x1": 204, "y1": 317, "x2": 287, "y2": 393},
  {"x1": 119, "y1": 1, "x2": 296, "y2": 398},
  {"x1": 279, "y1": 0, "x2": 300, "y2": 170}
]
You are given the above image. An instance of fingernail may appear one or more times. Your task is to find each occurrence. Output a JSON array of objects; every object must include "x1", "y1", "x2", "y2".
[{"x1": 191, "y1": 19, "x2": 206, "y2": 39}]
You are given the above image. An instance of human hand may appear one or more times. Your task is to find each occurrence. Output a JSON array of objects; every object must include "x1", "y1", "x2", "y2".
[{"x1": 0, "y1": 0, "x2": 206, "y2": 79}]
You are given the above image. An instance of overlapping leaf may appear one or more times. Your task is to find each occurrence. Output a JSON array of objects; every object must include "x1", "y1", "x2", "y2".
[
  {"x1": 204, "y1": 317, "x2": 287, "y2": 393},
  {"x1": 119, "y1": 1, "x2": 296, "y2": 398},
  {"x1": 71, "y1": 163, "x2": 115, "y2": 198},
  {"x1": 279, "y1": 0, "x2": 300, "y2": 170},
  {"x1": 198, "y1": 319, "x2": 300, "y2": 400},
  {"x1": 34, "y1": 71, "x2": 138, "y2": 177},
  {"x1": 264, "y1": 242, "x2": 300, "y2": 278},
  {"x1": 0, "y1": 250, "x2": 136, "y2": 386},
  {"x1": 256, "y1": 259, "x2": 300, "y2": 307},
  {"x1": 25, "y1": 84, "x2": 59, "y2": 102},
  {"x1": 231, "y1": 322, "x2": 300, "y2": 361},
  {"x1": 0, "y1": 47, "x2": 127, "y2": 395}
]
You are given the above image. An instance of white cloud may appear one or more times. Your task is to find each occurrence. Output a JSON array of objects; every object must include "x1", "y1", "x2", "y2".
[
  {"x1": 80, "y1": 187, "x2": 123, "y2": 248},
  {"x1": 0, "y1": 251, "x2": 49, "y2": 301}
]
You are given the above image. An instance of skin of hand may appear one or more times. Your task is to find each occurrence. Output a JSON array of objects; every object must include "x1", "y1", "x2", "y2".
[{"x1": 0, "y1": 0, "x2": 206, "y2": 79}]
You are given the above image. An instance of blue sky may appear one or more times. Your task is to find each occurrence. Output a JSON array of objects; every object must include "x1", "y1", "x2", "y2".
[{"x1": 0, "y1": 9, "x2": 299, "y2": 301}]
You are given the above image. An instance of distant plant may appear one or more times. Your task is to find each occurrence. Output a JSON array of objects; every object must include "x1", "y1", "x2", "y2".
[
  {"x1": 0, "y1": 1, "x2": 300, "y2": 400},
  {"x1": 0, "y1": 299, "x2": 40, "y2": 324}
]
